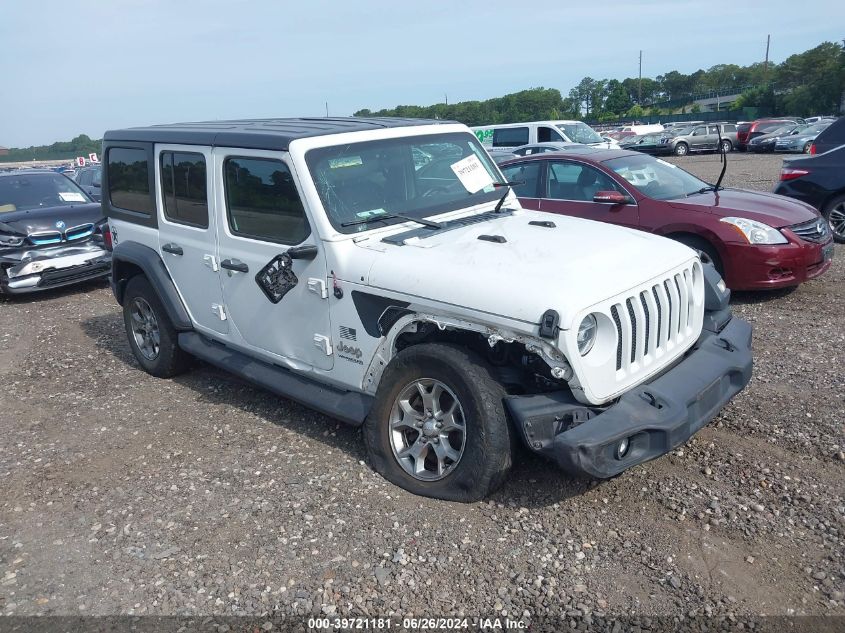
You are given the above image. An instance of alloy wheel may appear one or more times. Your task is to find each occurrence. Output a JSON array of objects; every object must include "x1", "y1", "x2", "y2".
[
  {"x1": 389, "y1": 378, "x2": 467, "y2": 481},
  {"x1": 129, "y1": 297, "x2": 161, "y2": 361},
  {"x1": 828, "y1": 202, "x2": 845, "y2": 241}
]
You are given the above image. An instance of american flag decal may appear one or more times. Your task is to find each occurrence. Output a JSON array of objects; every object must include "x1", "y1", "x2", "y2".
[{"x1": 339, "y1": 326, "x2": 357, "y2": 341}]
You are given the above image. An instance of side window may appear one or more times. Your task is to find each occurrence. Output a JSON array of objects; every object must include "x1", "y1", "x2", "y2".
[
  {"x1": 224, "y1": 157, "x2": 310, "y2": 245},
  {"x1": 708, "y1": 126, "x2": 719, "y2": 135},
  {"x1": 108, "y1": 148, "x2": 153, "y2": 214},
  {"x1": 547, "y1": 161, "x2": 620, "y2": 202},
  {"x1": 160, "y1": 152, "x2": 209, "y2": 228},
  {"x1": 492, "y1": 127, "x2": 529, "y2": 147},
  {"x1": 693, "y1": 127, "x2": 706, "y2": 136},
  {"x1": 723, "y1": 125, "x2": 736, "y2": 133},
  {"x1": 500, "y1": 162, "x2": 541, "y2": 198},
  {"x1": 538, "y1": 127, "x2": 565, "y2": 143}
]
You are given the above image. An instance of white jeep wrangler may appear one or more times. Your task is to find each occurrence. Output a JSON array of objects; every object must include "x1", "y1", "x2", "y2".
[{"x1": 104, "y1": 118, "x2": 753, "y2": 501}]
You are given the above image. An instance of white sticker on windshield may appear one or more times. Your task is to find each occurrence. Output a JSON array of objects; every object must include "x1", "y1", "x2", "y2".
[
  {"x1": 655, "y1": 159, "x2": 677, "y2": 169},
  {"x1": 59, "y1": 192, "x2": 87, "y2": 202},
  {"x1": 450, "y1": 154, "x2": 493, "y2": 194}
]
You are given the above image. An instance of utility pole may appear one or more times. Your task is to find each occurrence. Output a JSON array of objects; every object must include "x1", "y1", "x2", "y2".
[
  {"x1": 325, "y1": 102, "x2": 329, "y2": 117},
  {"x1": 764, "y1": 34, "x2": 771, "y2": 75},
  {"x1": 638, "y1": 50, "x2": 642, "y2": 104},
  {"x1": 445, "y1": 93, "x2": 448, "y2": 106}
]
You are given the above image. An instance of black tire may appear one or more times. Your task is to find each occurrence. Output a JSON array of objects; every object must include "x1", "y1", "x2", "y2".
[
  {"x1": 673, "y1": 142, "x2": 689, "y2": 156},
  {"x1": 721, "y1": 139, "x2": 732, "y2": 153},
  {"x1": 803, "y1": 141, "x2": 812, "y2": 154},
  {"x1": 671, "y1": 235, "x2": 725, "y2": 277},
  {"x1": 822, "y1": 194, "x2": 845, "y2": 244},
  {"x1": 122, "y1": 275, "x2": 191, "y2": 378},
  {"x1": 364, "y1": 343, "x2": 513, "y2": 502}
]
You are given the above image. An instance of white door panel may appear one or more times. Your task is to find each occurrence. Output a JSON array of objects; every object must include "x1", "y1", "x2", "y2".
[
  {"x1": 212, "y1": 148, "x2": 333, "y2": 371},
  {"x1": 155, "y1": 145, "x2": 228, "y2": 336}
]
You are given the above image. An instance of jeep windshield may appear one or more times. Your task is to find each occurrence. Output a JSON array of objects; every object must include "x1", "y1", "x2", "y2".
[
  {"x1": 604, "y1": 154, "x2": 711, "y2": 200},
  {"x1": 556, "y1": 122, "x2": 603, "y2": 145},
  {"x1": 305, "y1": 132, "x2": 502, "y2": 234},
  {"x1": 0, "y1": 172, "x2": 92, "y2": 212}
]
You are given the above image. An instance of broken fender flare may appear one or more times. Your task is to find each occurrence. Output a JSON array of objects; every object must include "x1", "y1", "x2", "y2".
[{"x1": 111, "y1": 241, "x2": 193, "y2": 331}]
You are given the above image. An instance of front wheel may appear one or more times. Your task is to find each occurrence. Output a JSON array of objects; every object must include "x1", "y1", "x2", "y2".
[
  {"x1": 364, "y1": 343, "x2": 513, "y2": 502},
  {"x1": 822, "y1": 195, "x2": 845, "y2": 244},
  {"x1": 803, "y1": 141, "x2": 812, "y2": 154},
  {"x1": 674, "y1": 143, "x2": 689, "y2": 156}
]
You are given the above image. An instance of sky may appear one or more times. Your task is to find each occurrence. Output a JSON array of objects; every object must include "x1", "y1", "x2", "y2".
[{"x1": 1, "y1": 0, "x2": 843, "y2": 147}]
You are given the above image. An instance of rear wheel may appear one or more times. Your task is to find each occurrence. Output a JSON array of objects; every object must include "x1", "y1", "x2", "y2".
[
  {"x1": 122, "y1": 276, "x2": 192, "y2": 377},
  {"x1": 721, "y1": 139, "x2": 733, "y2": 153},
  {"x1": 822, "y1": 195, "x2": 845, "y2": 243},
  {"x1": 674, "y1": 142, "x2": 689, "y2": 156},
  {"x1": 364, "y1": 343, "x2": 513, "y2": 502}
]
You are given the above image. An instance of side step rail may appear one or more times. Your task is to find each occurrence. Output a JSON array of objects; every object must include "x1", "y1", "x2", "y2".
[{"x1": 178, "y1": 332, "x2": 372, "y2": 426}]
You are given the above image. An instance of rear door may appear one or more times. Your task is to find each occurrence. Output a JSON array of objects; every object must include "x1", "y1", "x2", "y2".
[
  {"x1": 538, "y1": 159, "x2": 639, "y2": 227},
  {"x1": 213, "y1": 148, "x2": 333, "y2": 371},
  {"x1": 706, "y1": 125, "x2": 721, "y2": 150},
  {"x1": 155, "y1": 145, "x2": 229, "y2": 336}
]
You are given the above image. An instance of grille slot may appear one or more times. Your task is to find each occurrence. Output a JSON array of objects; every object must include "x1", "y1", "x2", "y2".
[
  {"x1": 610, "y1": 305, "x2": 623, "y2": 371},
  {"x1": 28, "y1": 231, "x2": 63, "y2": 246},
  {"x1": 609, "y1": 265, "x2": 700, "y2": 376},
  {"x1": 790, "y1": 218, "x2": 829, "y2": 243},
  {"x1": 65, "y1": 223, "x2": 95, "y2": 241}
]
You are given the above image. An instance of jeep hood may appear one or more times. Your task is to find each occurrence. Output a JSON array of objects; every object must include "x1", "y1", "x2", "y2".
[{"x1": 364, "y1": 209, "x2": 697, "y2": 330}]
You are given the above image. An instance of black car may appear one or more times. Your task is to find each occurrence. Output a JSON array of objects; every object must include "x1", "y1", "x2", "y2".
[
  {"x1": 0, "y1": 171, "x2": 111, "y2": 294},
  {"x1": 73, "y1": 165, "x2": 102, "y2": 201},
  {"x1": 810, "y1": 116, "x2": 844, "y2": 155},
  {"x1": 774, "y1": 143, "x2": 845, "y2": 243}
]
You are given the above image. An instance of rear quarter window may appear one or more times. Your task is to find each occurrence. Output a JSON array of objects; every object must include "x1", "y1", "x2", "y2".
[
  {"x1": 108, "y1": 147, "x2": 153, "y2": 214},
  {"x1": 492, "y1": 127, "x2": 529, "y2": 147}
]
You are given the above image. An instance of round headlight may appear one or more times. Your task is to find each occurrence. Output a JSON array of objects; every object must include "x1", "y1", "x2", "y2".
[{"x1": 577, "y1": 314, "x2": 598, "y2": 356}]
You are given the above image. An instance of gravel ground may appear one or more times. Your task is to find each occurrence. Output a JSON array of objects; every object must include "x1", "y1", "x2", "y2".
[{"x1": 0, "y1": 152, "x2": 842, "y2": 630}]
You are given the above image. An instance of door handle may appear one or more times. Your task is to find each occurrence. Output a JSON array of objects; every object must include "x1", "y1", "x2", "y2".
[
  {"x1": 287, "y1": 244, "x2": 318, "y2": 260},
  {"x1": 220, "y1": 258, "x2": 249, "y2": 273},
  {"x1": 162, "y1": 243, "x2": 183, "y2": 256}
]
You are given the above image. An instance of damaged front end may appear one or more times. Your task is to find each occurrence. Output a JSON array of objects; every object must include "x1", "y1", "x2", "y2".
[
  {"x1": 504, "y1": 263, "x2": 753, "y2": 479},
  {"x1": 0, "y1": 224, "x2": 112, "y2": 294}
]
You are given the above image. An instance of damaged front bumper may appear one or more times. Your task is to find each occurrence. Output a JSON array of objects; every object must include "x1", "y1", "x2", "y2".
[
  {"x1": 505, "y1": 316, "x2": 753, "y2": 479},
  {"x1": 1, "y1": 243, "x2": 111, "y2": 294}
]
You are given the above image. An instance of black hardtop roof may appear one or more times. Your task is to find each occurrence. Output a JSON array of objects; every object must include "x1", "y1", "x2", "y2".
[{"x1": 103, "y1": 117, "x2": 455, "y2": 150}]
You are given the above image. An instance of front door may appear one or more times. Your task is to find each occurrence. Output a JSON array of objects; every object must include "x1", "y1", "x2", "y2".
[
  {"x1": 156, "y1": 145, "x2": 228, "y2": 336},
  {"x1": 212, "y1": 149, "x2": 333, "y2": 371},
  {"x1": 538, "y1": 159, "x2": 639, "y2": 228}
]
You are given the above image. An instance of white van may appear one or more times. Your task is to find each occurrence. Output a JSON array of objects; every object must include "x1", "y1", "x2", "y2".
[
  {"x1": 472, "y1": 120, "x2": 619, "y2": 150},
  {"x1": 618, "y1": 124, "x2": 666, "y2": 136}
]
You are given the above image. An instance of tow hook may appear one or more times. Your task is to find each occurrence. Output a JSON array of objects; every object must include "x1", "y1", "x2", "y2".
[{"x1": 714, "y1": 337, "x2": 735, "y2": 352}]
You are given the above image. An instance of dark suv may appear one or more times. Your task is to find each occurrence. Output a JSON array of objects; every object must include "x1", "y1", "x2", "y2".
[{"x1": 737, "y1": 119, "x2": 799, "y2": 151}]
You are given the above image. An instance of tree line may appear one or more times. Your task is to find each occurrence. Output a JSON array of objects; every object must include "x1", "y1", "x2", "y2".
[
  {"x1": 354, "y1": 41, "x2": 844, "y2": 124},
  {"x1": 0, "y1": 134, "x2": 101, "y2": 163}
]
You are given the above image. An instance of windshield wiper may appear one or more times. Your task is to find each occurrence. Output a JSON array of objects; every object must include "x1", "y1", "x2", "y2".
[
  {"x1": 688, "y1": 186, "x2": 717, "y2": 196},
  {"x1": 340, "y1": 213, "x2": 442, "y2": 229},
  {"x1": 491, "y1": 180, "x2": 525, "y2": 213}
]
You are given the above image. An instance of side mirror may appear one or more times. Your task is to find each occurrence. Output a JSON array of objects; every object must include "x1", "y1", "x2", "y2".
[
  {"x1": 593, "y1": 191, "x2": 631, "y2": 205},
  {"x1": 287, "y1": 244, "x2": 318, "y2": 260}
]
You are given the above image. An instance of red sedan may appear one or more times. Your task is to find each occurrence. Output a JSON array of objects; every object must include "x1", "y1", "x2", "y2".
[{"x1": 500, "y1": 149, "x2": 834, "y2": 290}]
